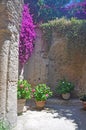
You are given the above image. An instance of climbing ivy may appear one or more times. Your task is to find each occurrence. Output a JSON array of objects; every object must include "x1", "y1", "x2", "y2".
[{"x1": 40, "y1": 18, "x2": 86, "y2": 46}]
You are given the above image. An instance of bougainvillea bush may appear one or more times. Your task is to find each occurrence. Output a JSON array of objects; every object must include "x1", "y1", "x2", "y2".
[
  {"x1": 25, "y1": 0, "x2": 85, "y2": 23},
  {"x1": 61, "y1": 1, "x2": 86, "y2": 19},
  {"x1": 25, "y1": 0, "x2": 70, "y2": 23},
  {"x1": 19, "y1": 4, "x2": 35, "y2": 66}
]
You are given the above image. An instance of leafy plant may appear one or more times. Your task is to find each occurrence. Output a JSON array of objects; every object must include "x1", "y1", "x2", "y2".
[
  {"x1": 80, "y1": 94, "x2": 86, "y2": 101},
  {"x1": 56, "y1": 79, "x2": 74, "y2": 94},
  {"x1": 17, "y1": 80, "x2": 32, "y2": 99},
  {"x1": 32, "y1": 84, "x2": 53, "y2": 101},
  {"x1": 62, "y1": 2, "x2": 86, "y2": 20},
  {"x1": 40, "y1": 18, "x2": 86, "y2": 46},
  {"x1": 25, "y1": 0, "x2": 85, "y2": 23},
  {"x1": 0, "y1": 119, "x2": 10, "y2": 130},
  {"x1": 25, "y1": 0, "x2": 70, "y2": 23}
]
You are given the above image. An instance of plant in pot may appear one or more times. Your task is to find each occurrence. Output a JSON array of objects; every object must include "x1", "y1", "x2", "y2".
[
  {"x1": 17, "y1": 79, "x2": 32, "y2": 113},
  {"x1": 32, "y1": 84, "x2": 53, "y2": 110},
  {"x1": 56, "y1": 79, "x2": 74, "y2": 100},
  {"x1": 80, "y1": 94, "x2": 86, "y2": 110}
]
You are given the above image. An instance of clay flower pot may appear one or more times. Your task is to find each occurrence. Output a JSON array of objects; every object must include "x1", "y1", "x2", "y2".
[
  {"x1": 82, "y1": 101, "x2": 86, "y2": 110},
  {"x1": 62, "y1": 93, "x2": 70, "y2": 100},
  {"x1": 17, "y1": 99, "x2": 26, "y2": 114},
  {"x1": 80, "y1": 94, "x2": 86, "y2": 110},
  {"x1": 35, "y1": 101, "x2": 46, "y2": 110}
]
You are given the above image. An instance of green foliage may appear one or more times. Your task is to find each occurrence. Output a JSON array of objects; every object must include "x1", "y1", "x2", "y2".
[
  {"x1": 0, "y1": 119, "x2": 10, "y2": 130},
  {"x1": 40, "y1": 18, "x2": 86, "y2": 46},
  {"x1": 56, "y1": 79, "x2": 74, "y2": 94},
  {"x1": 62, "y1": 2, "x2": 86, "y2": 20},
  {"x1": 17, "y1": 80, "x2": 32, "y2": 99},
  {"x1": 25, "y1": 0, "x2": 85, "y2": 23},
  {"x1": 32, "y1": 84, "x2": 53, "y2": 101},
  {"x1": 80, "y1": 94, "x2": 86, "y2": 101},
  {"x1": 26, "y1": 0, "x2": 70, "y2": 23}
]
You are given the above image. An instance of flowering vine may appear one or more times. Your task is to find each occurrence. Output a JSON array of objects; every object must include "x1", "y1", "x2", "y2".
[
  {"x1": 19, "y1": 4, "x2": 35, "y2": 66},
  {"x1": 61, "y1": 2, "x2": 86, "y2": 19}
]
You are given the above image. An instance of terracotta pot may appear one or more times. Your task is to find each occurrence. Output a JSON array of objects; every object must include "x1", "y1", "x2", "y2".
[
  {"x1": 82, "y1": 101, "x2": 86, "y2": 110},
  {"x1": 17, "y1": 99, "x2": 26, "y2": 114},
  {"x1": 35, "y1": 101, "x2": 46, "y2": 110},
  {"x1": 62, "y1": 93, "x2": 70, "y2": 100}
]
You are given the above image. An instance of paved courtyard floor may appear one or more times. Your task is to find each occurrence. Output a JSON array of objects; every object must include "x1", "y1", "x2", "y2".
[{"x1": 17, "y1": 99, "x2": 86, "y2": 130}]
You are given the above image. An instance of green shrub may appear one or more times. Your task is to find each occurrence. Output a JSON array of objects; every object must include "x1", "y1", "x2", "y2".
[
  {"x1": 0, "y1": 119, "x2": 10, "y2": 130},
  {"x1": 32, "y1": 84, "x2": 53, "y2": 101},
  {"x1": 40, "y1": 18, "x2": 86, "y2": 46},
  {"x1": 17, "y1": 80, "x2": 32, "y2": 99},
  {"x1": 56, "y1": 79, "x2": 74, "y2": 94}
]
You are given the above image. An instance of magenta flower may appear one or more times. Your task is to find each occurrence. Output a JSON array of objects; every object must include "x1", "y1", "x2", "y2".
[
  {"x1": 20, "y1": 84, "x2": 24, "y2": 88},
  {"x1": 46, "y1": 94, "x2": 49, "y2": 97},
  {"x1": 32, "y1": 89, "x2": 35, "y2": 92},
  {"x1": 19, "y1": 4, "x2": 36, "y2": 66}
]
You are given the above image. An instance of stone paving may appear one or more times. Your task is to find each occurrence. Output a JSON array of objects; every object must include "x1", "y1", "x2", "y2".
[{"x1": 17, "y1": 99, "x2": 86, "y2": 130}]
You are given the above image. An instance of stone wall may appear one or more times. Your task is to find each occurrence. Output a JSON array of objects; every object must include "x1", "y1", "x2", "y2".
[
  {"x1": 24, "y1": 29, "x2": 49, "y2": 86},
  {"x1": 0, "y1": 0, "x2": 23, "y2": 128},
  {"x1": 25, "y1": 28, "x2": 86, "y2": 96},
  {"x1": 48, "y1": 32, "x2": 86, "y2": 96}
]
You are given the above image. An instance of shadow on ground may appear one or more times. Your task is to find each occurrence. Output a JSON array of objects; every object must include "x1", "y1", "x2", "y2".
[
  {"x1": 26, "y1": 98, "x2": 86, "y2": 130},
  {"x1": 45, "y1": 103, "x2": 86, "y2": 130}
]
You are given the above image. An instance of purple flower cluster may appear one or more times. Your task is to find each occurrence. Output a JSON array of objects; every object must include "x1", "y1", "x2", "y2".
[
  {"x1": 19, "y1": 4, "x2": 36, "y2": 66},
  {"x1": 62, "y1": 2, "x2": 86, "y2": 19}
]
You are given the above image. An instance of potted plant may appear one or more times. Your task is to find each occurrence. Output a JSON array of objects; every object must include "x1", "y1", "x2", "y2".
[
  {"x1": 32, "y1": 84, "x2": 53, "y2": 109},
  {"x1": 80, "y1": 94, "x2": 86, "y2": 110},
  {"x1": 17, "y1": 79, "x2": 32, "y2": 113},
  {"x1": 56, "y1": 79, "x2": 74, "y2": 100}
]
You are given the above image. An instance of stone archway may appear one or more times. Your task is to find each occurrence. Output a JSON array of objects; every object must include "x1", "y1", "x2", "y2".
[{"x1": 0, "y1": 0, "x2": 23, "y2": 128}]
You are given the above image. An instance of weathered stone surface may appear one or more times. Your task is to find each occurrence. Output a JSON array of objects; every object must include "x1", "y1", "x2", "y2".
[
  {"x1": 24, "y1": 29, "x2": 48, "y2": 86},
  {"x1": 6, "y1": 81, "x2": 17, "y2": 127},
  {"x1": 0, "y1": 0, "x2": 23, "y2": 128},
  {"x1": 0, "y1": 41, "x2": 10, "y2": 117},
  {"x1": 48, "y1": 32, "x2": 86, "y2": 96},
  {"x1": 25, "y1": 28, "x2": 86, "y2": 96},
  {"x1": 8, "y1": 39, "x2": 19, "y2": 81}
]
